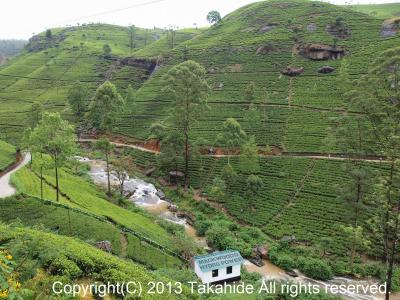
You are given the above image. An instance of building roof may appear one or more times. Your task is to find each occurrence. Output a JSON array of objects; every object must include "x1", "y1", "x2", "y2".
[{"x1": 194, "y1": 250, "x2": 244, "y2": 272}]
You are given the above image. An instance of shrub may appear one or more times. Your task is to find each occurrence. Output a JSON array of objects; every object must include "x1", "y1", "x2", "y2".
[
  {"x1": 49, "y1": 255, "x2": 82, "y2": 279},
  {"x1": 205, "y1": 225, "x2": 236, "y2": 250},
  {"x1": 392, "y1": 268, "x2": 400, "y2": 292},
  {"x1": 268, "y1": 249, "x2": 295, "y2": 270},
  {"x1": 194, "y1": 219, "x2": 213, "y2": 236},
  {"x1": 300, "y1": 258, "x2": 333, "y2": 281},
  {"x1": 157, "y1": 219, "x2": 184, "y2": 235}
]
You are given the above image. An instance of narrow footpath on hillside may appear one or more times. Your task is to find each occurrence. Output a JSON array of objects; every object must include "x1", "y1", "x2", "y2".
[
  {"x1": 0, "y1": 152, "x2": 31, "y2": 198},
  {"x1": 78, "y1": 138, "x2": 388, "y2": 163}
]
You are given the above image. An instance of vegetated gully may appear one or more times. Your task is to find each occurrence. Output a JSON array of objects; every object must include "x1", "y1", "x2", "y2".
[{"x1": 75, "y1": 156, "x2": 395, "y2": 300}]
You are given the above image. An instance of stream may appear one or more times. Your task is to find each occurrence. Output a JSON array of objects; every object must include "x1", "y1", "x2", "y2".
[{"x1": 77, "y1": 156, "x2": 398, "y2": 300}]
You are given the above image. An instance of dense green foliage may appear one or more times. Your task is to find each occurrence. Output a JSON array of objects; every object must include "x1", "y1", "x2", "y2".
[
  {"x1": 1, "y1": 1, "x2": 400, "y2": 296},
  {"x1": 0, "y1": 195, "x2": 181, "y2": 269},
  {"x1": 11, "y1": 158, "x2": 176, "y2": 248},
  {"x1": 0, "y1": 224, "x2": 188, "y2": 299}
]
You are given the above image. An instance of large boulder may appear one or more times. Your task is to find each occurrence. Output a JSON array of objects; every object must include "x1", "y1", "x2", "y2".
[
  {"x1": 300, "y1": 44, "x2": 345, "y2": 61},
  {"x1": 249, "y1": 255, "x2": 264, "y2": 267},
  {"x1": 318, "y1": 66, "x2": 335, "y2": 74},
  {"x1": 156, "y1": 190, "x2": 166, "y2": 200},
  {"x1": 256, "y1": 245, "x2": 269, "y2": 259},
  {"x1": 326, "y1": 24, "x2": 351, "y2": 39},
  {"x1": 380, "y1": 19, "x2": 400, "y2": 37},
  {"x1": 256, "y1": 44, "x2": 277, "y2": 55},
  {"x1": 281, "y1": 66, "x2": 304, "y2": 76},
  {"x1": 176, "y1": 211, "x2": 196, "y2": 225},
  {"x1": 259, "y1": 24, "x2": 278, "y2": 33},
  {"x1": 120, "y1": 57, "x2": 157, "y2": 72},
  {"x1": 168, "y1": 204, "x2": 178, "y2": 212},
  {"x1": 307, "y1": 23, "x2": 317, "y2": 32},
  {"x1": 95, "y1": 241, "x2": 112, "y2": 253}
]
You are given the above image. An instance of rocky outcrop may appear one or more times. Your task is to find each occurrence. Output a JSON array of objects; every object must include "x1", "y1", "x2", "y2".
[
  {"x1": 176, "y1": 211, "x2": 196, "y2": 226},
  {"x1": 281, "y1": 66, "x2": 304, "y2": 76},
  {"x1": 95, "y1": 241, "x2": 112, "y2": 253},
  {"x1": 259, "y1": 24, "x2": 278, "y2": 33},
  {"x1": 255, "y1": 245, "x2": 268, "y2": 259},
  {"x1": 318, "y1": 66, "x2": 335, "y2": 74},
  {"x1": 256, "y1": 44, "x2": 278, "y2": 55},
  {"x1": 381, "y1": 19, "x2": 400, "y2": 37},
  {"x1": 326, "y1": 24, "x2": 351, "y2": 39},
  {"x1": 156, "y1": 190, "x2": 166, "y2": 200},
  {"x1": 307, "y1": 23, "x2": 317, "y2": 32},
  {"x1": 26, "y1": 32, "x2": 67, "y2": 52},
  {"x1": 168, "y1": 204, "x2": 178, "y2": 212},
  {"x1": 300, "y1": 44, "x2": 345, "y2": 61},
  {"x1": 249, "y1": 256, "x2": 264, "y2": 267},
  {"x1": 120, "y1": 57, "x2": 157, "y2": 72}
]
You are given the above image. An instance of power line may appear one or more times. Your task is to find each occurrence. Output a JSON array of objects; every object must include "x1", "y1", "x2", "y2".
[{"x1": 61, "y1": 0, "x2": 169, "y2": 25}]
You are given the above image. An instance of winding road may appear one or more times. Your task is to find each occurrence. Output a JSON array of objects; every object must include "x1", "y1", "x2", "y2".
[{"x1": 0, "y1": 152, "x2": 31, "y2": 198}]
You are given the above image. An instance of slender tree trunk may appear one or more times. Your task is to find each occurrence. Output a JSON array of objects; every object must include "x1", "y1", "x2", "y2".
[
  {"x1": 385, "y1": 199, "x2": 400, "y2": 300},
  {"x1": 184, "y1": 128, "x2": 189, "y2": 191},
  {"x1": 106, "y1": 152, "x2": 111, "y2": 196},
  {"x1": 384, "y1": 160, "x2": 395, "y2": 263},
  {"x1": 350, "y1": 174, "x2": 361, "y2": 270},
  {"x1": 54, "y1": 156, "x2": 59, "y2": 202},
  {"x1": 120, "y1": 178, "x2": 125, "y2": 197},
  {"x1": 184, "y1": 97, "x2": 190, "y2": 191},
  {"x1": 40, "y1": 153, "x2": 43, "y2": 201}
]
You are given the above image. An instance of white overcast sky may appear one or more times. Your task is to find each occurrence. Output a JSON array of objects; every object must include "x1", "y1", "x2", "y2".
[{"x1": 1, "y1": 0, "x2": 399, "y2": 40}]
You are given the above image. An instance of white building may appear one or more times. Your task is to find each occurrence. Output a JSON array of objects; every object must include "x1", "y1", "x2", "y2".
[{"x1": 194, "y1": 250, "x2": 244, "y2": 284}]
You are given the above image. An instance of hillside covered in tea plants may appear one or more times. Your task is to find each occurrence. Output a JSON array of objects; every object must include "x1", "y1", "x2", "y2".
[{"x1": 1, "y1": 0, "x2": 400, "y2": 298}]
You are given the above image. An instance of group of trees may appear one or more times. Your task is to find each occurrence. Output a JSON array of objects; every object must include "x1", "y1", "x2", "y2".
[
  {"x1": 66, "y1": 79, "x2": 136, "y2": 133},
  {"x1": 331, "y1": 49, "x2": 400, "y2": 299},
  {"x1": 23, "y1": 112, "x2": 76, "y2": 202},
  {"x1": 214, "y1": 117, "x2": 262, "y2": 208},
  {"x1": 24, "y1": 75, "x2": 136, "y2": 200},
  {"x1": 149, "y1": 61, "x2": 263, "y2": 206},
  {"x1": 151, "y1": 60, "x2": 210, "y2": 190},
  {"x1": 94, "y1": 138, "x2": 135, "y2": 197}
]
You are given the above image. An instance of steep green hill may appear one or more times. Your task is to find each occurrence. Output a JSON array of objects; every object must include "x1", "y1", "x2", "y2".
[
  {"x1": 0, "y1": 24, "x2": 202, "y2": 142},
  {"x1": 1, "y1": 0, "x2": 399, "y2": 286},
  {"x1": 10, "y1": 159, "x2": 176, "y2": 249},
  {"x1": 116, "y1": 0, "x2": 400, "y2": 152},
  {"x1": 0, "y1": 195, "x2": 181, "y2": 269},
  {"x1": 346, "y1": 3, "x2": 400, "y2": 19},
  {"x1": 0, "y1": 223, "x2": 188, "y2": 299}
]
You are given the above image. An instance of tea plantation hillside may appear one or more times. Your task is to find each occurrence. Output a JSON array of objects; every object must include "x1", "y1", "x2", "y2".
[
  {"x1": 116, "y1": 0, "x2": 400, "y2": 153},
  {"x1": 1, "y1": 1, "x2": 400, "y2": 296},
  {"x1": 0, "y1": 24, "x2": 202, "y2": 142},
  {"x1": 10, "y1": 158, "x2": 177, "y2": 250},
  {"x1": 0, "y1": 223, "x2": 190, "y2": 299},
  {"x1": 0, "y1": 194, "x2": 181, "y2": 269}
]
